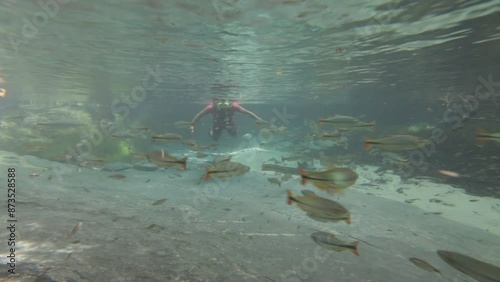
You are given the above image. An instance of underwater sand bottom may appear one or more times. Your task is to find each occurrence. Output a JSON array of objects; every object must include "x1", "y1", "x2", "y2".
[{"x1": 0, "y1": 150, "x2": 498, "y2": 282}]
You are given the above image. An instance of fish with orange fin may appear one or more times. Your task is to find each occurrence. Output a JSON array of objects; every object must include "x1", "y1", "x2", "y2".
[
  {"x1": 320, "y1": 131, "x2": 342, "y2": 140},
  {"x1": 298, "y1": 167, "x2": 358, "y2": 195},
  {"x1": 204, "y1": 161, "x2": 250, "y2": 180},
  {"x1": 146, "y1": 150, "x2": 187, "y2": 170},
  {"x1": 437, "y1": 250, "x2": 500, "y2": 282},
  {"x1": 286, "y1": 190, "x2": 351, "y2": 224},
  {"x1": 318, "y1": 115, "x2": 375, "y2": 130},
  {"x1": 475, "y1": 130, "x2": 500, "y2": 145},
  {"x1": 337, "y1": 121, "x2": 375, "y2": 132},
  {"x1": 409, "y1": 258, "x2": 441, "y2": 275},
  {"x1": 364, "y1": 135, "x2": 429, "y2": 151},
  {"x1": 151, "y1": 132, "x2": 183, "y2": 143},
  {"x1": 318, "y1": 115, "x2": 360, "y2": 126},
  {"x1": 21, "y1": 145, "x2": 46, "y2": 152},
  {"x1": 311, "y1": 231, "x2": 359, "y2": 256},
  {"x1": 108, "y1": 174, "x2": 126, "y2": 179}
]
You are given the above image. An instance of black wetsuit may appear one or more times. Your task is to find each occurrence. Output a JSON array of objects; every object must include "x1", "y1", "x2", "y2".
[{"x1": 212, "y1": 108, "x2": 237, "y2": 141}]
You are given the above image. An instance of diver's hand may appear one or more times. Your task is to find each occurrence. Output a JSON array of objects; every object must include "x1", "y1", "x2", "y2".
[{"x1": 256, "y1": 118, "x2": 268, "y2": 125}]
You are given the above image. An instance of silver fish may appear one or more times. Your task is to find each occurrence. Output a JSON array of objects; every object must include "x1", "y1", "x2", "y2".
[
  {"x1": 437, "y1": 250, "x2": 500, "y2": 282},
  {"x1": 311, "y1": 231, "x2": 359, "y2": 256},
  {"x1": 67, "y1": 221, "x2": 83, "y2": 239},
  {"x1": 409, "y1": 257, "x2": 441, "y2": 274}
]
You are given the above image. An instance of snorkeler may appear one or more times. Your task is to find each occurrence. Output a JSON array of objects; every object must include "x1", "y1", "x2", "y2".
[{"x1": 190, "y1": 99, "x2": 263, "y2": 141}]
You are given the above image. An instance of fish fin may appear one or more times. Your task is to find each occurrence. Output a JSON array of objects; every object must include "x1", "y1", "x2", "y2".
[
  {"x1": 325, "y1": 187, "x2": 338, "y2": 195},
  {"x1": 180, "y1": 157, "x2": 187, "y2": 170},
  {"x1": 351, "y1": 241, "x2": 360, "y2": 256},
  {"x1": 334, "y1": 189, "x2": 345, "y2": 196},
  {"x1": 204, "y1": 167, "x2": 212, "y2": 180},
  {"x1": 363, "y1": 137, "x2": 373, "y2": 149},
  {"x1": 298, "y1": 168, "x2": 307, "y2": 185},
  {"x1": 286, "y1": 190, "x2": 294, "y2": 205},
  {"x1": 314, "y1": 181, "x2": 330, "y2": 190},
  {"x1": 478, "y1": 129, "x2": 488, "y2": 135},
  {"x1": 475, "y1": 138, "x2": 486, "y2": 145},
  {"x1": 369, "y1": 122, "x2": 376, "y2": 131},
  {"x1": 322, "y1": 132, "x2": 333, "y2": 139},
  {"x1": 475, "y1": 129, "x2": 489, "y2": 144},
  {"x1": 300, "y1": 190, "x2": 315, "y2": 196},
  {"x1": 345, "y1": 218, "x2": 352, "y2": 224}
]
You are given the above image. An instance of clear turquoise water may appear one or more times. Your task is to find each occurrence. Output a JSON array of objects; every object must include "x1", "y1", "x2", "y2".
[{"x1": 0, "y1": 1, "x2": 499, "y2": 281}]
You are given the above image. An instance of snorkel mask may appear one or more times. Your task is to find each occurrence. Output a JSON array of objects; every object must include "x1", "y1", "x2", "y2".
[{"x1": 216, "y1": 100, "x2": 231, "y2": 110}]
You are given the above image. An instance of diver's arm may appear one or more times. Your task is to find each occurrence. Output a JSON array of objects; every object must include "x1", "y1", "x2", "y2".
[
  {"x1": 189, "y1": 105, "x2": 213, "y2": 133},
  {"x1": 237, "y1": 106, "x2": 262, "y2": 121},
  {"x1": 191, "y1": 106, "x2": 212, "y2": 125}
]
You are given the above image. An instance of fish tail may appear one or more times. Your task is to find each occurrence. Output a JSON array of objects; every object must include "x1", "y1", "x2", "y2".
[
  {"x1": 204, "y1": 167, "x2": 212, "y2": 180},
  {"x1": 364, "y1": 137, "x2": 374, "y2": 149},
  {"x1": 369, "y1": 121, "x2": 376, "y2": 130},
  {"x1": 351, "y1": 241, "x2": 360, "y2": 256},
  {"x1": 180, "y1": 157, "x2": 188, "y2": 170},
  {"x1": 478, "y1": 129, "x2": 488, "y2": 135},
  {"x1": 475, "y1": 137, "x2": 486, "y2": 145},
  {"x1": 286, "y1": 190, "x2": 294, "y2": 205},
  {"x1": 475, "y1": 129, "x2": 489, "y2": 144},
  {"x1": 298, "y1": 168, "x2": 307, "y2": 185}
]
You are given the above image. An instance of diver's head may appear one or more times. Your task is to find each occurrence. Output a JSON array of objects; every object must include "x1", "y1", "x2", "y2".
[{"x1": 215, "y1": 99, "x2": 231, "y2": 110}]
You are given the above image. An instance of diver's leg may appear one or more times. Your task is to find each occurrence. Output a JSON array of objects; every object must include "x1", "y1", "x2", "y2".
[
  {"x1": 212, "y1": 125, "x2": 223, "y2": 141},
  {"x1": 227, "y1": 121, "x2": 237, "y2": 137}
]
